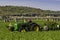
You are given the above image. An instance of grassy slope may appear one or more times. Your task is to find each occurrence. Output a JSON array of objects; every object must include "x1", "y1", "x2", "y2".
[{"x1": 0, "y1": 20, "x2": 60, "y2": 40}]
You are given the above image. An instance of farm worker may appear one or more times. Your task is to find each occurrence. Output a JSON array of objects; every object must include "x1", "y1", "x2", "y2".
[
  {"x1": 43, "y1": 24, "x2": 48, "y2": 31},
  {"x1": 9, "y1": 23, "x2": 12, "y2": 29},
  {"x1": 24, "y1": 19, "x2": 27, "y2": 23},
  {"x1": 57, "y1": 25, "x2": 59, "y2": 28},
  {"x1": 13, "y1": 23, "x2": 18, "y2": 31},
  {"x1": 24, "y1": 19, "x2": 32, "y2": 23},
  {"x1": 27, "y1": 19, "x2": 32, "y2": 23},
  {"x1": 57, "y1": 25, "x2": 60, "y2": 29}
]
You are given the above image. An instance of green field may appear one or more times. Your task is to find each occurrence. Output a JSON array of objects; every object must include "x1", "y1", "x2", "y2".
[{"x1": 0, "y1": 20, "x2": 60, "y2": 40}]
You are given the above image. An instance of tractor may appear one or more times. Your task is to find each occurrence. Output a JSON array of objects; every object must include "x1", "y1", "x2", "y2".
[{"x1": 7, "y1": 19, "x2": 42, "y2": 32}]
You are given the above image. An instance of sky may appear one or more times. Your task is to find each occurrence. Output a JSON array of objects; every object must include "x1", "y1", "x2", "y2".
[{"x1": 0, "y1": 0, "x2": 60, "y2": 11}]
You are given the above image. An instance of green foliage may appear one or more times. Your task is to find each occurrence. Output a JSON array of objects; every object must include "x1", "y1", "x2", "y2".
[
  {"x1": 41, "y1": 21, "x2": 58, "y2": 30},
  {"x1": 45, "y1": 21, "x2": 57, "y2": 28}
]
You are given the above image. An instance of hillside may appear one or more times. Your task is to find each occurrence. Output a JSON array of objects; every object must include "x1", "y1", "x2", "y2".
[{"x1": 0, "y1": 6, "x2": 60, "y2": 15}]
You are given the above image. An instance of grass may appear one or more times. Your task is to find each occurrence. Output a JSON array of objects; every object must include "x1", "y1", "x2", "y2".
[
  {"x1": 1, "y1": 30, "x2": 60, "y2": 40},
  {"x1": 0, "y1": 20, "x2": 60, "y2": 40}
]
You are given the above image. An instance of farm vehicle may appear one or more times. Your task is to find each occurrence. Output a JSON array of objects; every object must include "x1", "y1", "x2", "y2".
[
  {"x1": 7, "y1": 20, "x2": 60, "y2": 32},
  {"x1": 7, "y1": 20, "x2": 42, "y2": 32}
]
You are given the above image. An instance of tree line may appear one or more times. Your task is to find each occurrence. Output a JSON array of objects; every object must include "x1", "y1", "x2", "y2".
[{"x1": 0, "y1": 6, "x2": 60, "y2": 16}]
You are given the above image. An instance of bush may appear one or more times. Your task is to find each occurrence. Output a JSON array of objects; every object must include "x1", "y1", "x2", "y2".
[{"x1": 45, "y1": 21, "x2": 58, "y2": 30}]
